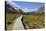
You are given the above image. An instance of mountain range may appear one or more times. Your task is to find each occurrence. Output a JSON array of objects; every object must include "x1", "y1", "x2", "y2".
[{"x1": 5, "y1": 1, "x2": 44, "y2": 14}]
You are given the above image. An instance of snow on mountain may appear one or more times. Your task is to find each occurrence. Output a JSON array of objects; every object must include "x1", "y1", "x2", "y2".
[
  {"x1": 22, "y1": 7, "x2": 38, "y2": 13},
  {"x1": 5, "y1": 1, "x2": 44, "y2": 14},
  {"x1": 6, "y1": 1, "x2": 21, "y2": 9},
  {"x1": 5, "y1": 1, "x2": 24, "y2": 13},
  {"x1": 6, "y1": 1, "x2": 38, "y2": 13},
  {"x1": 34, "y1": 6, "x2": 44, "y2": 13}
]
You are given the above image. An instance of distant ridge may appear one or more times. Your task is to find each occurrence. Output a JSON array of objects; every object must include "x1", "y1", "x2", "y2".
[
  {"x1": 5, "y1": 1, "x2": 24, "y2": 14},
  {"x1": 34, "y1": 6, "x2": 44, "y2": 13},
  {"x1": 5, "y1": 1, "x2": 44, "y2": 14}
]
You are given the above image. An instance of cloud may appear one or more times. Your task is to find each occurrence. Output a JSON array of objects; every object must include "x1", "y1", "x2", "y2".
[
  {"x1": 6, "y1": 0, "x2": 39, "y2": 12},
  {"x1": 6, "y1": 0, "x2": 21, "y2": 9},
  {"x1": 35, "y1": 9, "x2": 38, "y2": 10},
  {"x1": 21, "y1": 7, "x2": 38, "y2": 12},
  {"x1": 22, "y1": 7, "x2": 32, "y2": 12}
]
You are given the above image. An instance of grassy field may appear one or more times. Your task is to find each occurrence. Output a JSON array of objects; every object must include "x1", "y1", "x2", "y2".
[
  {"x1": 6, "y1": 13, "x2": 21, "y2": 30},
  {"x1": 23, "y1": 14, "x2": 45, "y2": 29},
  {"x1": 6, "y1": 10, "x2": 45, "y2": 30},
  {"x1": 6, "y1": 13, "x2": 45, "y2": 30}
]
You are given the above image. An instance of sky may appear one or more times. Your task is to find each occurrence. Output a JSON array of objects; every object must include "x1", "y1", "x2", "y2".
[
  {"x1": 6, "y1": 0, "x2": 45, "y2": 12},
  {"x1": 13, "y1": 1, "x2": 44, "y2": 9},
  {"x1": 6, "y1": 0, "x2": 44, "y2": 2}
]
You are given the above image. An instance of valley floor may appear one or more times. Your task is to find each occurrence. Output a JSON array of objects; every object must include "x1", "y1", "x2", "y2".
[
  {"x1": 6, "y1": 13, "x2": 45, "y2": 30},
  {"x1": 23, "y1": 14, "x2": 45, "y2": 29}
]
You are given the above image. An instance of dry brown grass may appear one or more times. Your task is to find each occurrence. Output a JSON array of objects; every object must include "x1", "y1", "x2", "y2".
[
  {"x1": 6, "y1": 13, "x2": 21, "y2": 30},
  {"x1": 23, "y1": 15, "x2": 45, "y2": 29}
]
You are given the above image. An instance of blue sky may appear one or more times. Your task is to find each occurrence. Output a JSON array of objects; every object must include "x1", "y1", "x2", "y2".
[
  {"x1": 13, "y1": 1, "x2": 44, "y2": 12},
  {"x1": 13, "y1": 1, "x2": 44, "y2": 9},
  {"x1": 6, "y1": 0, "x2": 45, "y2": 12}
]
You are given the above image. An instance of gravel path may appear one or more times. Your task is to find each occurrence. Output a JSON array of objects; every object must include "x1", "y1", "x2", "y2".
[{"x1": 12, "y1": 15, "x2": 24, "y2": 30}]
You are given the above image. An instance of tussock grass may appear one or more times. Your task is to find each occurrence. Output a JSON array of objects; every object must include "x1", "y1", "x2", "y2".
[
  {"x1": 6, "y1": 13, "x2": 21, "y2": 30},
  {"x1": 23, "y1": 15, "x2": 45, "y2": 29}
]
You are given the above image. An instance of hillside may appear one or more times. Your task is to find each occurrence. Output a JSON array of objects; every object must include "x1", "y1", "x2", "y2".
[
  {"x1": 5, "y1": 1, "x2": 24, "y2": 14},
  {"x1": 34, "y1": 6, "x2": 44, "y2": 14}
]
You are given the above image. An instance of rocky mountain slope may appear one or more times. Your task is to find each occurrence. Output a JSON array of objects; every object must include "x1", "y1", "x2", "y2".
[{"x1": 5, "y1": 1, "x2": 44, "y2": 14}]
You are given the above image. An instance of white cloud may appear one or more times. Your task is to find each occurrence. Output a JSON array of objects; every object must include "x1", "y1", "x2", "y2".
[
  {"x1": 6, "y1": 0, "x2": 21, "y2": 9},
  {"x1": 35, "y1": 9, "x2": 38, "y2": 10},
  {"x1": 22, "y1": 7, "x2": 38, "y2": 12},
  {"x1": 6, "y1": 0, "x2": 43, "y2": 12},
  {"x1": 22, "y1": 7, "x2": 32, "y2": 12}
]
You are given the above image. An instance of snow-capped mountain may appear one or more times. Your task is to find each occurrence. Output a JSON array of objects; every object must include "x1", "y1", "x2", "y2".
[
  {"x1": 34, "y1": 6, "x2": 44, "y2": 14},
  {"x1": 5, "y1": 1, "x2": 24, "y2": 13},
  {"x1": 5, "y1": 1, "x2": 44, "y2": 14}
]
